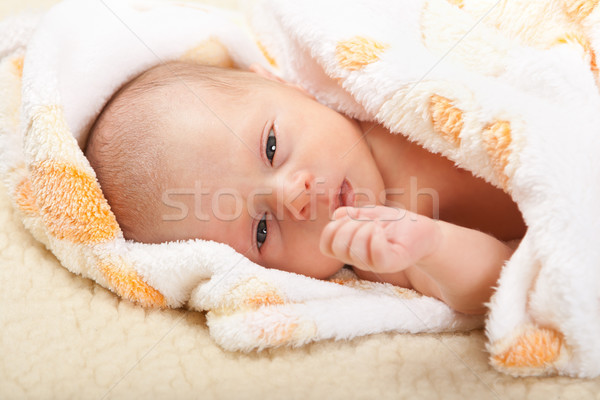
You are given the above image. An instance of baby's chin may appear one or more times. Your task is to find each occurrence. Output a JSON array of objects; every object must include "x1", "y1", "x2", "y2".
[{"x1": 300, "y1": 255, "x2": 345, "y2": 280}]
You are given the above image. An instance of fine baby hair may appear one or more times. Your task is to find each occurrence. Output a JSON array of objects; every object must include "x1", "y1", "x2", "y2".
[{"x1": 85, "y1": 62, "x2": 260, "y2": 242}]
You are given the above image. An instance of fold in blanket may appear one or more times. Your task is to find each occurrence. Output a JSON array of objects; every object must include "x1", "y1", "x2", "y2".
[{"x1": 1, "y1": 0, "x2": 599, "y2": 378}]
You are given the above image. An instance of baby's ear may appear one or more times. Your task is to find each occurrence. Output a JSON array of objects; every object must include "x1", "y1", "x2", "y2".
[{"x1": 249, "y1": 63, "x2": 313, "y2": 98}]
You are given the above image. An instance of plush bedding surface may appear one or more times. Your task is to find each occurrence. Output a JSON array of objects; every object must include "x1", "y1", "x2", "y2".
[
  {"x1": 2, "y1": 0, "x2": 600, "y2": 399},
  {"x1": 3, "y1": 171, "x2": 597, "y2": 399}
]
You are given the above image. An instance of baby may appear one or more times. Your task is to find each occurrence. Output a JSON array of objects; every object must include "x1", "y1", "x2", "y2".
[{"x1": 85, "y1": 61, "x2": 526, "y2": 315}]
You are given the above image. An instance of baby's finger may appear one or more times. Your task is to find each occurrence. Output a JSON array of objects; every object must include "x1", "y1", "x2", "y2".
[
  {"x1": 319, "y1": 215, "x2": 353, "y2": 256},
  {"x1": 332, "y1": 206, "x2": 358, "y2": 220},
  {"x1": 346, "y1": 221, "x2": 377, "y2": 271},
  {"x1": 330, "y1": 218, "x2": 366, "y2": 265},
  {"x1": 352, "y1": 205, "x2": 410, "y2": 222}
]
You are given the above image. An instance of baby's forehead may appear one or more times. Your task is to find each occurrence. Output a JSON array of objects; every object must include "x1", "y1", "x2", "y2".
[{"x1": 117, "y1": 63, "x2": 289, "y2": 132}]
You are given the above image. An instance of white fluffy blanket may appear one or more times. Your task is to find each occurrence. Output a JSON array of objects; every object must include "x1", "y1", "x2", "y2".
[
  {"x1": 1, "y1": 0, "x2": 599, "y2": 379},
  {"x1": 5, "y1": 178, "x2": 600, "y2": 399}
]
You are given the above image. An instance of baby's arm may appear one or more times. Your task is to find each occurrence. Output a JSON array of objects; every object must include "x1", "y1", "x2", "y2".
[
  {"x1": 320, "y1": 206, "x2": 515, "y2": 314},
  {"x1": 413, "y1": 217, "x2": 514, "y2": 314}
]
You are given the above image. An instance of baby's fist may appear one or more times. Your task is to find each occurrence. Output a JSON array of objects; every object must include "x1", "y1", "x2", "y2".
[{"x1": 319, "y1": 206, "x2": 441, "y2": 274}]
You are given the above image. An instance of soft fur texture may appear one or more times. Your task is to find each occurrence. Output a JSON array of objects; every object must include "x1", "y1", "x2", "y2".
[
  {"x1": 5, "y1": 178, "x2": 600, "y2": 399},
  {"x1": 1, "y1": 0, "x2": 600, "y2": 381}
]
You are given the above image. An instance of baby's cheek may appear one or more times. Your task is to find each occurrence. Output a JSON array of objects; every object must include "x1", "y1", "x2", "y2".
[
  {"x1": 285, "y1": 244, "x2": 344, "y2": 279},
  {"x1": 307, "y1": 254, "x2": 345, "y2": 279}
]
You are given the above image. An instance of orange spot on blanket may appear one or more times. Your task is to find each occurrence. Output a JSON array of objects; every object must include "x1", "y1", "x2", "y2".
[
  {"x1": 30, "y1": 161, "x2": 119, "y2": 244},
  {"x1": 483, "y1": 121, "x2": 512, "y2": 190},
  {"x1": 15, "y1": 178, "x2": 39, "y2": 216},
  {"x1": 181, "y1": 37, "x2": 233, "y2": 68},
  {"x1": 555, "y1": 32, "x2": 598, "y2": 85},
  {"x1": 429, "y1": 94, "x2": 464, "y2": 146},
  {"x1": 329, "y1": 278, "x2": 352, "y2": 285},
  {"x1": 492, "y1": 327, "x2": 562, "y2": 369},
  {"x1": 215, "y1": 278, "x2": 287, "y2": 313},
  {"x1": 256, "y1": 40, "x2": 278, "y2": 68},
  {"x1": 562, "y1": 0, "x2": 599, "y2": 22},
  {"x1": 99, "y1": 260, "x2": 166, "y2": 308},
  {"x1": 246, "y1": 291, "x2": 285, "y2": 307},
  {"x1": 336, "y1": 36, "x2": 389, "y2": 71},
  {"x1": 11, "y1": 56, "x2": 24, "y2": 77},
  {"x1": 258, "y1": 320, "x2": 299, "y2": 346},
  {"x1": 447, "y1": 0, "x2": 464, "y2": 8}
]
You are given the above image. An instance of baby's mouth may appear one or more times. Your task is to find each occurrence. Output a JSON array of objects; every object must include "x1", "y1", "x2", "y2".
[
  {"x1": 340, "y1": 178, "x2": 355, "y2": 208},
  {"x1": 332, "y1": 178, "x2": 355, "y2": 214}
]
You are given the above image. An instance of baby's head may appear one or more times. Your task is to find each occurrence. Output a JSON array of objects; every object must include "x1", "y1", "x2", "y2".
[{"x1": 86, "y1": 61, "x2": 384, "y2": 278}]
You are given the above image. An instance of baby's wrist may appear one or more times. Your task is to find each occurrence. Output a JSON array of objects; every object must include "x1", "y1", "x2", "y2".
[{"x1": 414, "y1": 218, "x2": 444, "y2": 268}]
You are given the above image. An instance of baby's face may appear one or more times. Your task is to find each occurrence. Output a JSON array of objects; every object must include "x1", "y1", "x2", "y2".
[{"x1": 151, "y1": 71, "x2": 384, "y2": 278}]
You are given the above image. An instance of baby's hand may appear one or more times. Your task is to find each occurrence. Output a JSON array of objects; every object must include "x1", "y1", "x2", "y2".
[{"x1": 319, "y1": 206, "x2": 442, "y2": 274}]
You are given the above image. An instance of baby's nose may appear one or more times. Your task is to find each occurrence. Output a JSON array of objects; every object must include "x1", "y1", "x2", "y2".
[{"x1": 282, "y1": 170, "x2": 313, "y2": 220}]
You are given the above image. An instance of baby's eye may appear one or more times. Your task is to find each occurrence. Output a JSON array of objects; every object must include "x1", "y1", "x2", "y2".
[
  {"x1": 256, "y1": 214, "x2": 268, "y2": 250},
  {"x1": 266, "y1": 128, "x2": 276, "y2": 165}
]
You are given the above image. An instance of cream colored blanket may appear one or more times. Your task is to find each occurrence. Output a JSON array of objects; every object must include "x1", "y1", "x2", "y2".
[{"x1": 1, "y1": 0, "x2": 600, "y2": 380}]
